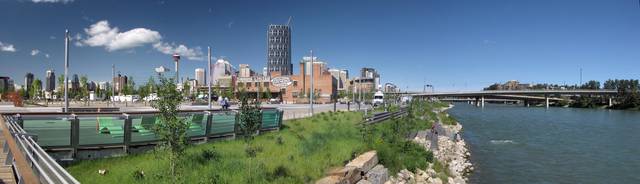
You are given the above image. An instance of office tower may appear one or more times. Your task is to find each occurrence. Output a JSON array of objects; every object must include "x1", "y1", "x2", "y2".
[
  {"x1": 267, "y1": 24, "x2": 292, "y2": 75},
  {"x1": 195, "y1": 68, "x2": 205, "y2": 86}
]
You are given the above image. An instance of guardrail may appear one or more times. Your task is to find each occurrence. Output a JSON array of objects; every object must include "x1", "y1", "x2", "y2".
[
  {"x1": 3, "y1": 108, "x2": 283, "y2": 161},
  {"x1": 2, "y1": 115, "x2": 80, "y2": 184},
  {"x1": 364, "y1": 107, "x2": 408, "y2": 124}
]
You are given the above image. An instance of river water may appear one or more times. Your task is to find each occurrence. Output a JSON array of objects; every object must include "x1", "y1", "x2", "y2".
[{"x1": 447, "y1": 103, "x2": 640, "y2": 184}]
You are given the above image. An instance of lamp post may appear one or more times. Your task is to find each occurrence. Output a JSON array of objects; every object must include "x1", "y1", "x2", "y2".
[
  {"x1": 64, "y1": 29, "x2": 69, "y2": 112},
  {"x1": 173, "y1": 53, "x2": 181, "y2": 84},
  {"x1": 309, "y1": 50, "x2": 314, "y2": 115},
  {"x1": 207, "y1": 47, "x2": 212, "y2": 109}
]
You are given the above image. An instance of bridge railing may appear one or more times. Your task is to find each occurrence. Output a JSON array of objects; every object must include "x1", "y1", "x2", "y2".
[{"x1": 2, "y1": 115, "x2": 80, "y2": 184}]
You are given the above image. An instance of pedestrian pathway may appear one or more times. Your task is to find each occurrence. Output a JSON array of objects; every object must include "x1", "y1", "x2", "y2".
[{"x1": 0, "y1": 123, "x2": 16, "y2": 184}]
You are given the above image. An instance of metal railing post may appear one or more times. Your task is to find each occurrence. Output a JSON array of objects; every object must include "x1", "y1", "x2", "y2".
[
  {"x1": 70, "y1": 114, "x2": 79, "y2": 159},
  {"x1": 16, "y1": 114, "x2": 23, "y2": 128},
  {"x1": 278, "y1": 110, "x2": 284, "y2": 129},
  {"x1": 123, "y1": 113, "x2": 131, "y2": 154},
  {"x1": 204, "y1": 111, "x2": 212, "y2": 142}
]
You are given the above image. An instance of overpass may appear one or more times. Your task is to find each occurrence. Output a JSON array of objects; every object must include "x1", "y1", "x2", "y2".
[{"x1": 388, "y1": 90, "x2": 618, "y2": 108}]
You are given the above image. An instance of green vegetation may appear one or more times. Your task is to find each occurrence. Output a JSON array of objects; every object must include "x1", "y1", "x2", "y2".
[
  {"x1": 150, "y1": 76, "x2": 189, "y2": 182},
  {"x1": 67, "y1": 101, "x2": 447, "y2": 183}
]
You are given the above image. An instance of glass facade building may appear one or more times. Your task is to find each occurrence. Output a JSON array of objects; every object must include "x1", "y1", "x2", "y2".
[{"x1": 267, "y1": 24, "x2": 292, "y2": 75}]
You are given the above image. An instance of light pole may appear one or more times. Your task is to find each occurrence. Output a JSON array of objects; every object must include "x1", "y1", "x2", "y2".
[
  {"x1": 64, "y1": 29, "x2": 69, "y2": 112},
  {"x1": 112, "y1": 64, "x2": 115, "y2": 106},
  {"x1": 207, "y1": 47, "x2": 212, "y2": 109},
  {"x1": 173, "y1": 53, "x2": 181, "y2": 84},
  {"x1": 309, "y1": 50, "x2": 314, "y2": 115}
]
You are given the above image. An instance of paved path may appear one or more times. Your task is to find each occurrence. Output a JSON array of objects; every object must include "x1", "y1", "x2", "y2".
[{"x1": 0, "y1": 122, "x2": 16, "y2": 184}]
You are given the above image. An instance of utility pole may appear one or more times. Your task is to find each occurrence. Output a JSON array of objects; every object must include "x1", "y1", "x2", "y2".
[
  {"x1": 111, "y1": 64, "x2": 115, "y2": 106},
  {"x1": 579, "y1": 68, "x2": 583, "y2": 86},
  {"x1": 207, "y1": 47, "x2": 212, "y2": 109},
  {"x1": 64, "y1": 29, "x2": 69, "y2": 112},
  {"x1": 309, "y1": 50, "x2": 314, "y2": 115}
]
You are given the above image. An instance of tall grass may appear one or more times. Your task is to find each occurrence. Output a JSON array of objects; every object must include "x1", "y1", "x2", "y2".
[
  {"x1": 67, "y1": 102, "x2": 445, "y2": 183},
  {"x1": 67, "y1": 112, "x2": 366, "y2": 183}
]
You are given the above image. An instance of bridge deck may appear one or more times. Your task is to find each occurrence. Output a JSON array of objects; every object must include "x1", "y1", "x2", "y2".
[{"x1": 0, "y1": 127, "x2": 16, "y2": 184}]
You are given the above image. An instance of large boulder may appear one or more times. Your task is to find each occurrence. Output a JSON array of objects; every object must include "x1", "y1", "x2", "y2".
[
  {"x1": 346, "y1": 151, "x2": 378, "y2": 173},
  {"x1": 364, "y1": 165, "x2": 389, "y2": 184},
  {"x1": 327, "y1": 166, "x2": 362, "y2": 184},
  {"x1": 316, "y1": 175, "x2": 346, "y2": 184},
  {"x1": 356, "y1": 179, "x2": 373, "y2": 184}
]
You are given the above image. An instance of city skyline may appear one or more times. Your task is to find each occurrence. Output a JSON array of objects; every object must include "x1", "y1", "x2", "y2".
[{"x1": 1, "y1": 0, "x2": 640, "y2": 91}]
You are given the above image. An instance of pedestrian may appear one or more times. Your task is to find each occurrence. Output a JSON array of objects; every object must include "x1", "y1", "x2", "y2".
[{"x1": 223, "y1": 97, "x2": 230, "y2": 110}]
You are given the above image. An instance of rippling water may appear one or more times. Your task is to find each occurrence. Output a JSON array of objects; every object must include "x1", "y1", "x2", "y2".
[{"x1": 448, "y1": 103, "x2": 640, "y2": 184}]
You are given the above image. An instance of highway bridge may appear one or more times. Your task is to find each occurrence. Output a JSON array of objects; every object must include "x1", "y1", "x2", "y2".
[{"x1": 388, "y1": 90, "x2": 618, "y2": 108}]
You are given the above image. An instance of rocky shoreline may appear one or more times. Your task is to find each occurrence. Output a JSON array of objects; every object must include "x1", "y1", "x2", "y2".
[{"x1": 388, "y1": 104, "x2": 473, "y2": 184}]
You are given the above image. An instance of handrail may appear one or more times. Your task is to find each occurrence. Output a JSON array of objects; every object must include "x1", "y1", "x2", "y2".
[
  {"x1": 0, "y1": 107, "x2": 279, "y2": 116},
  {"x1": 1, "y1": 116, "x2": 39, "y2": 184},
  {"x1": 1, "y1": 115, "x2": 80, "y2": 184}
]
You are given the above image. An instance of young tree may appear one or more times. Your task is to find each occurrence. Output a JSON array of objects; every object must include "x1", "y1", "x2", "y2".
[
  {"x1": 182, "y1": 81, "x2": 191, "y2": 100},
  {"x1": 264, "y1": 87, "x2": 272, "y2": 101},
  {"x1": 57, "y1": 74, "x2": 65, "y2": 100},
  {"x1": 151, "y1": 76, "x2": 188, "y2": 181},
  {"x1": 31, "y1": 79, "x2": 42, "y2": 100},
  {"x1": 80, "y1": 75, "x2": 89, "y2": 105}
]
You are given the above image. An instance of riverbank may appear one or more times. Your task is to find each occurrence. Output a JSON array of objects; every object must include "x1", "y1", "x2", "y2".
[{"x1": 388, "y1": 104, "x2": 473, "y2": 184}]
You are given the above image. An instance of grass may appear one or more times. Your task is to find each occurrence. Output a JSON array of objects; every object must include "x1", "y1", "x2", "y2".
[{"x1": 66, "y1": 102, "x2": 445, "y2": 183}]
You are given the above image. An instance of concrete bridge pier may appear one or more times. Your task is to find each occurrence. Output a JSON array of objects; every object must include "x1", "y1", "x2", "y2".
[
  {"x1": 481, "y1": 96, "x2": 485, "y2": 108},
  {"x1": 545, "y1": 95, "x2": 549, "y2": 109},
  {"x1": 523, "y1": 100, "x2": 530, "y2": 107},
  {"x1": 609, "y1": 97, "x2": 613, "y2": 107}
]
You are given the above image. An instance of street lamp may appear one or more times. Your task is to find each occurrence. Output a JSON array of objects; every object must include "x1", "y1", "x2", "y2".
[
  {"x1": 173, "y1": 53, "x2": 181, "y2": 83},
  {"x1": 309, "y1": 50, "x2": 314, "y2": 115},
  {"x1": 64, "y1": 29, "x2": 69, "y2": 112},
  {"x1": 207, "y1": 47, "x2": 212, "y2": 109}
]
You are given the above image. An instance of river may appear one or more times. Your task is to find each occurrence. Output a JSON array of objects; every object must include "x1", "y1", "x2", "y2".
[{"x1": 447, "y1": 103, "x2": 640, "y2": 184}]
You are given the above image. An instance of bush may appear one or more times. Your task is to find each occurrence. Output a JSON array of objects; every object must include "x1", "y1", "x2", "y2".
[
  {"x1": 200, "y1": 148, "x2": 220, "y2": 162},
  {"x1": 267, "y1": 165, "x2": 291, "y2": 181},
  {"x1": 131, "y1": 169, "x2": 145, "y2": 180}
]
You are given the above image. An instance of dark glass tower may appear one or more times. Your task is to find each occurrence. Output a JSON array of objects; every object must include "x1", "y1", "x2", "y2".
[{"x1": 267, "y1": 24, "x2": 292, "y2": 75}]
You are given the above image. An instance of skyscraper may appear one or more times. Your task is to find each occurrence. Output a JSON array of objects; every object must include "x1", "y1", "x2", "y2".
[
  {"x1": 24, "y1": 73, "x2": 34, "y2": 98},
  {"x1": 211, "y1": 58, "x2": 233, "y2": 85},
  {"x1": 72, "y1": 74, "x2": 80, "y2": 92},
  {"x1": 45, "y1": 70, "x2": 55, "y2": 92},
  {"x1": 195, "y1": 68, "x2": 205, "y2": 86},
  {"x1": 267, "y1": 24, "x2": 292, "y2": 75}
]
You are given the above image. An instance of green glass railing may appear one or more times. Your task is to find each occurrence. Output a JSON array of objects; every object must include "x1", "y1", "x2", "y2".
[{"x1": 16, "y1": 109, "x2": 282, "y2": 148}]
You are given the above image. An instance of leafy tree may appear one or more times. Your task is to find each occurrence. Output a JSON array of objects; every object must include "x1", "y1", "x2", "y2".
[
  {"x1": 57, "y1": 74, "x2": 65, "y2": 99},
  {"x1": 80, "y1": 75, "x2": 89, "y2": 105},
  {"x1": 31, "y1": 79, "x2": 42, "y2": 100},
  {"x1": 182, "y1": 81, "x2": 191, "y2": 99},
  {"x1": 580, "y1": 80, "x2": 600, "y2": 90},
  {"x1": 237, "y1": 90, "x2": 262, "y2": 141},
  {"x1": 151, "y1": 76, "x2": 187, "y2": 182},
  {"x1": 264, "y1": 87, "x2": 272, "y2": 100},
  {"x1": 16, "y1": 87, "x2": 25, "y2": 99}
]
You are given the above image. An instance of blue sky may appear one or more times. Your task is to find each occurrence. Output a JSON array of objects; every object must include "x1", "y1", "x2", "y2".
[{"x1": 1, "y1": 0, "x2": 639, "y2": 91}]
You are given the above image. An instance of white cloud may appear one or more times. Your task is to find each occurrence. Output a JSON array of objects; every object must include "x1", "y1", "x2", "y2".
[
  {"x1": 153, "y1": 42, "x2": 204, "y2": 61},
  {"x1": 49, "y1": 36, "x2": 56, "y2": 40},
  {"x1": 80, "y1": 20, "x2": 162, "y2": 51},
  {"x1": 0, "y1": 41, "x2": 16, "y2": 52},
  {"x1": 77, "y1": 20, "x2": 204, "y2": 61},
  {"x1": 31, "y1": 0, "x2": 74, "y2": 3},
  {"x1": 31, "y1": 49, "x2": 40, "y2": 56},
  {"x1": 45, "y1": 54, "x2": 50, "y2": 58}
]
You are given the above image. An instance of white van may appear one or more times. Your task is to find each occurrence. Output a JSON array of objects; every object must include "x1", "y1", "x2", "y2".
[{"x1": 372, "y1": 91, "x2": 384, "y2": 106}]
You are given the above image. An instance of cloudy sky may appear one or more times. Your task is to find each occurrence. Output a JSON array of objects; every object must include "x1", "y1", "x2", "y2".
[{"x1": 1, "y1": 0, "x2": 640, "y2": 91}]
